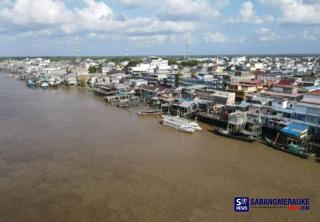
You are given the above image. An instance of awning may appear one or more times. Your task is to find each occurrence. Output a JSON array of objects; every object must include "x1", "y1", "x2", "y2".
[
  {"x1": 237, "y1": 101, "x2": 250, "y2": 108},
  {"x1": 281, "y1": 122, "x2": 309, "y2": 138}
]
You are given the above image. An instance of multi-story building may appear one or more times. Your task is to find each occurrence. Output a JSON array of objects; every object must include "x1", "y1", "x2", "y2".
[
  {"x1": 129, "y1": 57, "x2": 172, "y2": 74},
  {"x1": 292, "y1": 92, "x2": 320, "y2": 138}
]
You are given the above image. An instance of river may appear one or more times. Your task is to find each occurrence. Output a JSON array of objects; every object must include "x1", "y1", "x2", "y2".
[{"x1": 0, "y1": 72, "x2": 319, "y2": 222}]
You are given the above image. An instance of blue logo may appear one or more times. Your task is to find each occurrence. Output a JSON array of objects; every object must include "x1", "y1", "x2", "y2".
[{"x1": 234, "y1": 197, "x2": 249, "y2": 212}]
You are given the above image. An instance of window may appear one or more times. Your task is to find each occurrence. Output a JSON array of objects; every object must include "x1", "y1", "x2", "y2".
[{"x1": 295, "y1": 114, "x2": 305, "y2": 121}]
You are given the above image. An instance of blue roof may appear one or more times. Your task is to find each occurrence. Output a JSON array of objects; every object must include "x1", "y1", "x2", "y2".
[
  {"x1": 237, "y1": 101, "x2": 250, "y2": 108},
  {"x1": 179, "y1": 98, "x2": 193, "y2": 102},
  {"x1": 281, "y1": 122, "x2": 309, "y2": 138}
]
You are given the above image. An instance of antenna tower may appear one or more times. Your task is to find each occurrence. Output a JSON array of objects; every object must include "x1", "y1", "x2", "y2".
[{"x1": 75, "y1": 36, "x2": 80, "y2": 64}]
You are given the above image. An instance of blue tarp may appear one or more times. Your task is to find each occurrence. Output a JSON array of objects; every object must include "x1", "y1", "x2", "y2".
[
  {"x1": 281, "y1": 122, "x2": 309, "y2": 138},
  {"x1": 237, "y1": 102, "x2": 250, "y2": 108}
]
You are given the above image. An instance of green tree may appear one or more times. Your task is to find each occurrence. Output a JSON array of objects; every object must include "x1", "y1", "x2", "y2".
[
  {"x1": 168, "y1": 59, "x2": 178, "y2": 65},
  {"x1": 180, "y1": 60, "x2": 200, "y2": 67},
  {"x1": 191, "y1": 72, "x2": 198, "y2": 78},
  {"x1": 126, "y1": 59, "x2": 143, "y2": 67},
  {"x1": 88, "y1": 66, "x2": 97, "y2": 73}
]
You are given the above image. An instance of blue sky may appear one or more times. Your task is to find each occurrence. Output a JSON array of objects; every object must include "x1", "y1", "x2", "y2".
[{"x1": 0, "y1": 0, "x2": 319, "y2": 56}]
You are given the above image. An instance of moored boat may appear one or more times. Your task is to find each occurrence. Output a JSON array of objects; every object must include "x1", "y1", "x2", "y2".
[
  {"x1": 137, "y1": 110, "x2": 162, "y2": 116},
  {"x1": 264, "y1": 136, "x2": 308, "y2": 158},
  {"x1": 41, "y1": 82, "x2": 49, "y2": 89},
  {"x1": 162, "y1": 115, "x2": 202, "y2": 131},
  {"x1": 160, "y1": 117, "x2": 195, "y2": 133},
  {"x1": 26, "y1": 79, "x2": 36, "y2": 88},
  {"x1": 215, "y1": 127, "x2": 256, "y2": 142}
]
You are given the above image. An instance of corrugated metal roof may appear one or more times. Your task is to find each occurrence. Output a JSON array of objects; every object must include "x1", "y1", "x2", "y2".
[{"x1": 281, "y1": 122, "x2": 308, "y2": 138}]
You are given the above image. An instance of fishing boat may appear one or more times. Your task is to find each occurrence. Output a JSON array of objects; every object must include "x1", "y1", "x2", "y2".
[
  {"x1": 265, "y1": 136, "x2": 308, "y2": 158},
  {"x1": 215, "y1": 127, "x2": 256, "y2": 142},
  {"x1": 160, "y1": 117, "x2": 195, "y2": 133},
  {"x1": 162, "y1": 115, "x2": 202, "y2": 131}
]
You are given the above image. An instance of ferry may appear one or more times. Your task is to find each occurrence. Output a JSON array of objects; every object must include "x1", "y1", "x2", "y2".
[
  {"x1": 160, "y1": 117, "x2": 196, "y2": 133},
  {"x1": 162, "y1": 115, "x2": 202, "y2": 131}
]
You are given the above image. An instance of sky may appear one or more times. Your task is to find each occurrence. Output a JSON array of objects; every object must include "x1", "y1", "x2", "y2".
[{"x1": 0, "y1": 0, "x2": 319, "y2": 56}]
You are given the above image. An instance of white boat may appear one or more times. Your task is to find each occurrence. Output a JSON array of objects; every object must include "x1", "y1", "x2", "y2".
[
  {"x1": 160, "y1": 117, "x2": 195, "y2": 133},
  {"x1": 48, "y1": 78, "x2": 55, "y2": 86},
  {"x1": 162, "y1": 115, "x2": 202, "y2": 131},
  {"x1": 41, "y1": 82, "x2": 49, "y2": 88}
]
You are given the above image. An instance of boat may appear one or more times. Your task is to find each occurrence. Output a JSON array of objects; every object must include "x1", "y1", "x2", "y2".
[
  {"x1": 160, "y1": 117, "x2": 195, "y2": 133},
  {"x1": 48, "y1": 78, "x2": 55, "y2": 86},
  {"x1": 137, "y1": 110, "x2": 162, "y2": 116},
  {"x1": 41, "y1": 82, "x2": 49, "y2": 89},
  {"x1": 162, "y1": 115, "x2": 202, "y2": 131},
  {"x1": 265, "y1": 136, "x2": 308, "y2": 158},
  {"x1": 174, "y1": 116, "x2": 202, "y2": 131},
  {"x1": 26, "y1": 79, "x2": 36, "y2": 88},
  {"x1": 215, "y1": 127, "x2": 256, "y2": 142}
]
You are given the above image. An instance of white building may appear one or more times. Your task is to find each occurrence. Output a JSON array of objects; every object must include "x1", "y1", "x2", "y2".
[{"x1": 130, "y1": 57, "x2": 172, "y2": 74}]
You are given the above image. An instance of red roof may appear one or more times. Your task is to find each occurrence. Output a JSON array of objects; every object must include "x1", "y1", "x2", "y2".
[
  {"x1": 276, "y1": 79, "x2": 296, "y2": 86},
  {"x1": 137, "y1": 84, "x2": 168, "y2": 93},
  {"x1": 239, "y1": 80, "x2": 263, "y2": 86},
  {"x1": 262, "y1": 91, "x2": 302, "y2": 98}
]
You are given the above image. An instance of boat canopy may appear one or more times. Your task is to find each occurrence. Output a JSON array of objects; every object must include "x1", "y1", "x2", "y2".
[{"x1": 281, "y1": 122, "x2": 309, "y2": 138}]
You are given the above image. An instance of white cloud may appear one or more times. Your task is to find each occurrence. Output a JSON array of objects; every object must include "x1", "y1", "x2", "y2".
[
  {"x1": 259, "y1": 0, "x2": 320, "y2": 25},
  {"x1": 204, "y1": 32, "x2": 227, "y2": 43},
  {"x1": 129, "y1": 35, "x2": 168, "y2": 46},
  {"x1": 0, "y1": 0, "x2": 197, "y2": 42},
  {"x1": 302, "y1": 30, "x2": 318, "y2": 40},
  {"x1": 230, "y1": 1, "x2": 263, "y2": 24},
  {"x1": 17, "y1": 29, "x2": 56, "y2": 38},
  {"x1": 159, "y1": 0, "x2": 220, "y2": 21},
  {"x1": 0, "y1": 0, "x2": 73, "y2": 25},
  {"x1": 0, "y1": 0, "x2": 13, "y2": 8},
  {"x1": 116, "y1": 0, "x2": 145, "y2": 8},
  {"x1": 204, "y1": 32, "x2": 247, "y2": 44},
  {"x1": 77, "y1": 0, "x2": 113, "y2": 21},
  {"x1": 215, "y1": 0, "x2": 230, "y2": 8},
  {"x1": 256, "y1": 27, "x2": 279, "y2": 41},
  {"x1": 116, "y1": 0, "x2": 220, "y2": 21}
]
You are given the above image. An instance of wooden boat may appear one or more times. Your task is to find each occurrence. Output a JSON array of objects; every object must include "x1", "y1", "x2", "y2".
[
  {"x1": 265, "y1": 136, "x2": 308, "y2": 158},
  {"x1": 215, "y1": 128, "x2": 256, "y2": 142},
  {"x1": 137, "y1": 110, "x2": 162, "y2": 116}
]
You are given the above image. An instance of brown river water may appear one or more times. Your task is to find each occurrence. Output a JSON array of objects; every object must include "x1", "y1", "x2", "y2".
[{"x1": 0, "y1": 72, "x2": 319, "y2": 222}]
